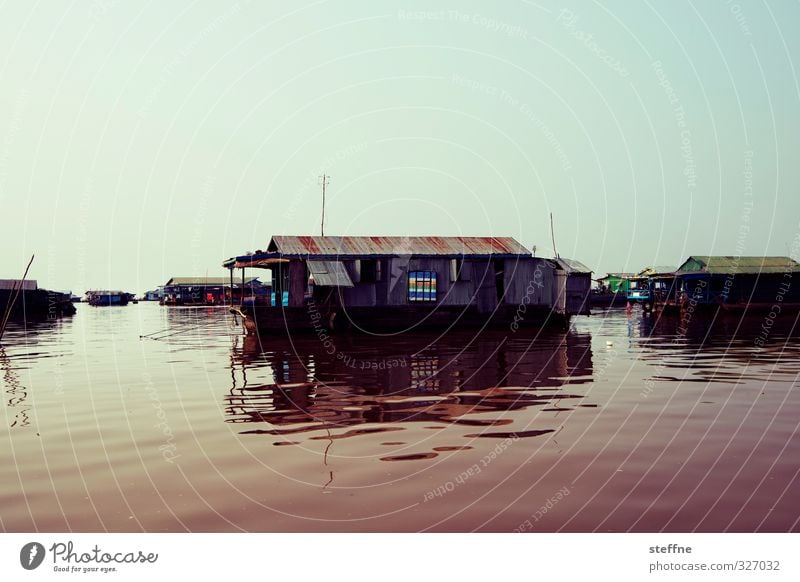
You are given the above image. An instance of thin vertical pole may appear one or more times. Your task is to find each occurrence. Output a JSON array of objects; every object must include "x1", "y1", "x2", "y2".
[
  {"x1": 322, "y1": 174, "x2": 326, "y2": 236},
  {"x1": 319, "y1": 174, "x2": 330, "y2": 236},
  {"x1": 550, "y1": 212, "x2": 558, "y2": 259},
  {"x1": 0, "y1": 254, "x2": 35, "y2": 342}
]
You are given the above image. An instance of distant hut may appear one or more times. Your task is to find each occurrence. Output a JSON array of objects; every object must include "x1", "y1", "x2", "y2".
[
  {"x1": 162, "y1": 276, "x2": 266, "y2": 306},
  {"x1": 85, "y1": 290, "x2": 131, "y2": 306},
  {"x1": 1, "y1": 279, "x2": 75, "y2": 319},
  {"x1": 591, "y1": 272, "x2": 633, "y2": 307},
  {"x1": 551, "y1": 258, "x2": 592, "y2": 316},
  {"x1": 595, "y1": 273, "x2": 634, "y2": 294},
  {"x1": 673, "y1": 256, "x2": 800, "y2": 311},
  {"x1": 627, "y1": 265, "x2": 676, "y2": 305},
  {"x1": 143, "y1": 288, "x2": 164, "y2": 301}
]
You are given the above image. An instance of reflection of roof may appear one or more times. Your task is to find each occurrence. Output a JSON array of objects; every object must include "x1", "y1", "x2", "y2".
[
  {"x1": 0, "y1": 279, "x2": 37, "y2": 290},
  {"x1": 554, "y1": 258, "x2": 592, "y2": 273},
  {"x1": 165, "y1": 277, "x2": 260, "y2": 286},
  {"x1": 677, "y1": 256, "x2": 800, "y2": 275},
  {"x1": 266, "y1": 235, "x2": 532, "y2": 257}
]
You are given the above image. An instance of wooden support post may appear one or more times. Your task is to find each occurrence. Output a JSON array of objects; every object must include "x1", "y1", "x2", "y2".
[{"x1": 229, "y1": 267, "x2": 234, "y2": 305}]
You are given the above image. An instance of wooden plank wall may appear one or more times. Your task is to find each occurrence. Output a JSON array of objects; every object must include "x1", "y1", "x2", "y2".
[{"x1": 297, "y1": 256, "x2": 559, "y2": 312}]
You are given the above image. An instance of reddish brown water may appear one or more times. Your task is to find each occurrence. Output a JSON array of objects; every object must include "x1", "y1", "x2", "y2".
[{"x1": 1, "y1": 303, "x2": 798, "y2": 532}]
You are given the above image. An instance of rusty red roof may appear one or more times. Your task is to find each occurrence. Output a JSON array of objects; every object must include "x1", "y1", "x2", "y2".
[{"x1": 266, "y1": 235, "x2": 531, "y2": 257}]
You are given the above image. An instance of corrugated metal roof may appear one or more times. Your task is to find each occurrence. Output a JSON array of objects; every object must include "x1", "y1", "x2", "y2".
[
  {"x1": 597, "y1": 273, "x2": 635, "y2": 280},
  {"x1": 0, "y1": 279, "x2": 37, "y2": 291},
  {"x1": 307, "y1": 260, "x2": 354, "y2": 287},
  {"x1": 555, "y1": 258, "x2": 592, "y2": 273},
  {"x1": 232, "y1": 256, "x2": 288, "y2": 269},
  {"x1": 677, "y1": 256, "x2": 800, "y2": 275},
  {"x1": 166, "y1": 277, "x2": 260, "y2": 286},
  {"x1": 267, "y1": 235, "x2": 531, "y2": 257},
  {"x1": 638, "y1": 266, "x2": 677, "y2": 276}
]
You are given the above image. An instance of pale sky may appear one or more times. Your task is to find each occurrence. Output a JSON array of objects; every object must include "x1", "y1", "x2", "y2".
[{"x1": 1, "y1": 1, "x2": 798, "y2": 293}]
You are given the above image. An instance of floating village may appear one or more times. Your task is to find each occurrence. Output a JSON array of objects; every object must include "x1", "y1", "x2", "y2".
[{"x1": 2, "y1": 239, "x2": 799, "y2": 340}]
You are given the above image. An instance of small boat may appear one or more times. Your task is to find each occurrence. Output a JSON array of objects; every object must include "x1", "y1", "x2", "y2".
[{"x1": 85, "y1": 290, "x2": 132, "y2": 307}]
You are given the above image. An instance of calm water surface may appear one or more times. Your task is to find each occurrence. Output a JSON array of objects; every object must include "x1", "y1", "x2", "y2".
[{"x1": 1, "y1": 303, "x2": 798, "y2": 532}]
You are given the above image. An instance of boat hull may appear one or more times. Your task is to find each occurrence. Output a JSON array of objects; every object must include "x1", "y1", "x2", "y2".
[
  {"x1": 0, "y1": 289, "x2": 76, "y2": 319},
  {"x1": 87, "y1": 295, "x2": 129, "y2": 307},
  {"x1": 232, "y1": 303, "x2": 569, "y2": 336}
]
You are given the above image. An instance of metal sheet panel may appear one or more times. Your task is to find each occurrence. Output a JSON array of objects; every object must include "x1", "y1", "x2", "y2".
[
  {"x1": 554, "y1": 258, "x2": 592, "y2": 274},
  {"x1": 307, "y1": 260, "x2": 354, "y2": 287},
  {"x1": 677, "y1": 256, "x2": 800, "y2": 275},
  {"x1": 597, "y1": 272, "x2": 635, "y2": 280},
  {"x1": 270, "y1": 235, "x2": 531, "y2": 257},
  {"x1": 634, "y1": 266, "x2": 677, "y2": 277},
  {"x1": 166, "y1": 277, "x2": 260, "y2": 286},
  {"x1": 0, "y1": 279, "x2": 37, "y2": 290}
]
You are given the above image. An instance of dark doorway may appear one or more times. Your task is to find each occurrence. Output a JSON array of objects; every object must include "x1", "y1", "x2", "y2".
[{"x1": 494, "y1": 259, "x2": 505, "y2": 303}]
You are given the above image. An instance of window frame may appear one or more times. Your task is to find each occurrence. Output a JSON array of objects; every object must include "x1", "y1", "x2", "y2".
[
  {"x1": 450, "y1": 257, "x2": 470, "y2": 282},
  {"x1": 408, "y1": 270, "x2": 438, "y2": 303}
]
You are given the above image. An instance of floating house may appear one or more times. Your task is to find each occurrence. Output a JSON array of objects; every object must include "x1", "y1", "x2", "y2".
[
  {"x1": 85, "y1": 290, "x2": 133, "y2": 306},
  {"x1": 595, "y1": 272, "x2": 634, "y2": 294},
  {"x1": 223, "y1": 235, "x2": 588, "y2": 335},
  {"x1": 553, "y1": 258, "x2": 592, "y2": 316},
  {"x1": 161, "y1": 276, "x2": 266, "y2": 306},
  {"x1": 0, "y1": 279, "x2": 75, "y2": 319},
  {"x1": 591, "y1": 272, "x2": 634, "y2": 307},
  {"x1": 667, "y1": 256, "x2": 800, "y2": 311},
  {"x1": 142, "y1": 288, "x2": 164, "y2": 301},
  {"x1": 626, "y1": 266, "x2": 676, "y2": 305}
]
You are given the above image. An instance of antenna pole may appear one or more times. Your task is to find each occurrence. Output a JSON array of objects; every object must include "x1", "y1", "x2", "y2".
[
  {"x1": 550, "y1": 212, "x2": 558, "y2": 259},
  {"x1": 319, "y1": 174, "x2": 330, "y2": 236}
]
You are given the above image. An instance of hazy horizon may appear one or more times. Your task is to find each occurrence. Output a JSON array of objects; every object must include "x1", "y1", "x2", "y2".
[{"x1": 1, "y1": 1, "x2": 798, "y2": 293}]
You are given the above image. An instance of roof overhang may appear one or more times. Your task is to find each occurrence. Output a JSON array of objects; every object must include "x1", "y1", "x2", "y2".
[
  {"x1": 307, "y1": 260, "x2": 354, "y2": 287},
  {"x1": 224, "y1": 251, "x2": 529, "y2": 268},
  {"x1": 224, "y1": 253, "x2": 290, "y2": 269}
]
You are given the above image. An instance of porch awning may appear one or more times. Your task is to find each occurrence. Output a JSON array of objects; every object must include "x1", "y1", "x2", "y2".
[
  {"x1": 307, "y1": 260, "x2": 354, "y2": 287},
  {"x1": 229, "y1": 255, "x2": 289, "y2": 269}
]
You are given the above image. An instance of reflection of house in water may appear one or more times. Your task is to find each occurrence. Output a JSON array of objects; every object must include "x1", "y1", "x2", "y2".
[
  {"x1": 224, "y1": 329, "x2": 594, "y2": 437},
  {"x1": 620, "y1": 302, "x2": 800, "y2": 395},
  {"x1": 410, "y1": 356, "x2": 441, "y2": 392}
]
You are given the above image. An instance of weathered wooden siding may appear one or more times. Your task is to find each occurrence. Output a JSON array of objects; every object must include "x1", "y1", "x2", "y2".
[
  {"x1": 465, "y1": 259, "x2": 494, "y2": 313},
  {"x1": 553, "y1": 270, "x2": 567, "y2": 314},
  {"x1": 341, "y1": 281, "x2": 377, "y2": 306},
  {"x1": 288, "y1": 260, "x2": 306, "y2": 307},
  {"x1": 374, "y1": 259, "x2": 389, "y2": 307},
  {"x1": 297, "y1": 256, "x2": 561, "y2": 312},
  {"x1": 502, "y1": 258, "x2": 554, "y2": 306},
  {"x1": 565, "y1": 273, "x2": 591, "y2": 315}
]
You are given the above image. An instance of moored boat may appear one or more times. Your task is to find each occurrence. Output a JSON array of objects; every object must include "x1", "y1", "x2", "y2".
[
  {"x1": 0, "y1": 279, "x2": 76, "y2": 320},
  {"x1": 85, "y1": 290, "x2": 133, "y2": 307}
]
